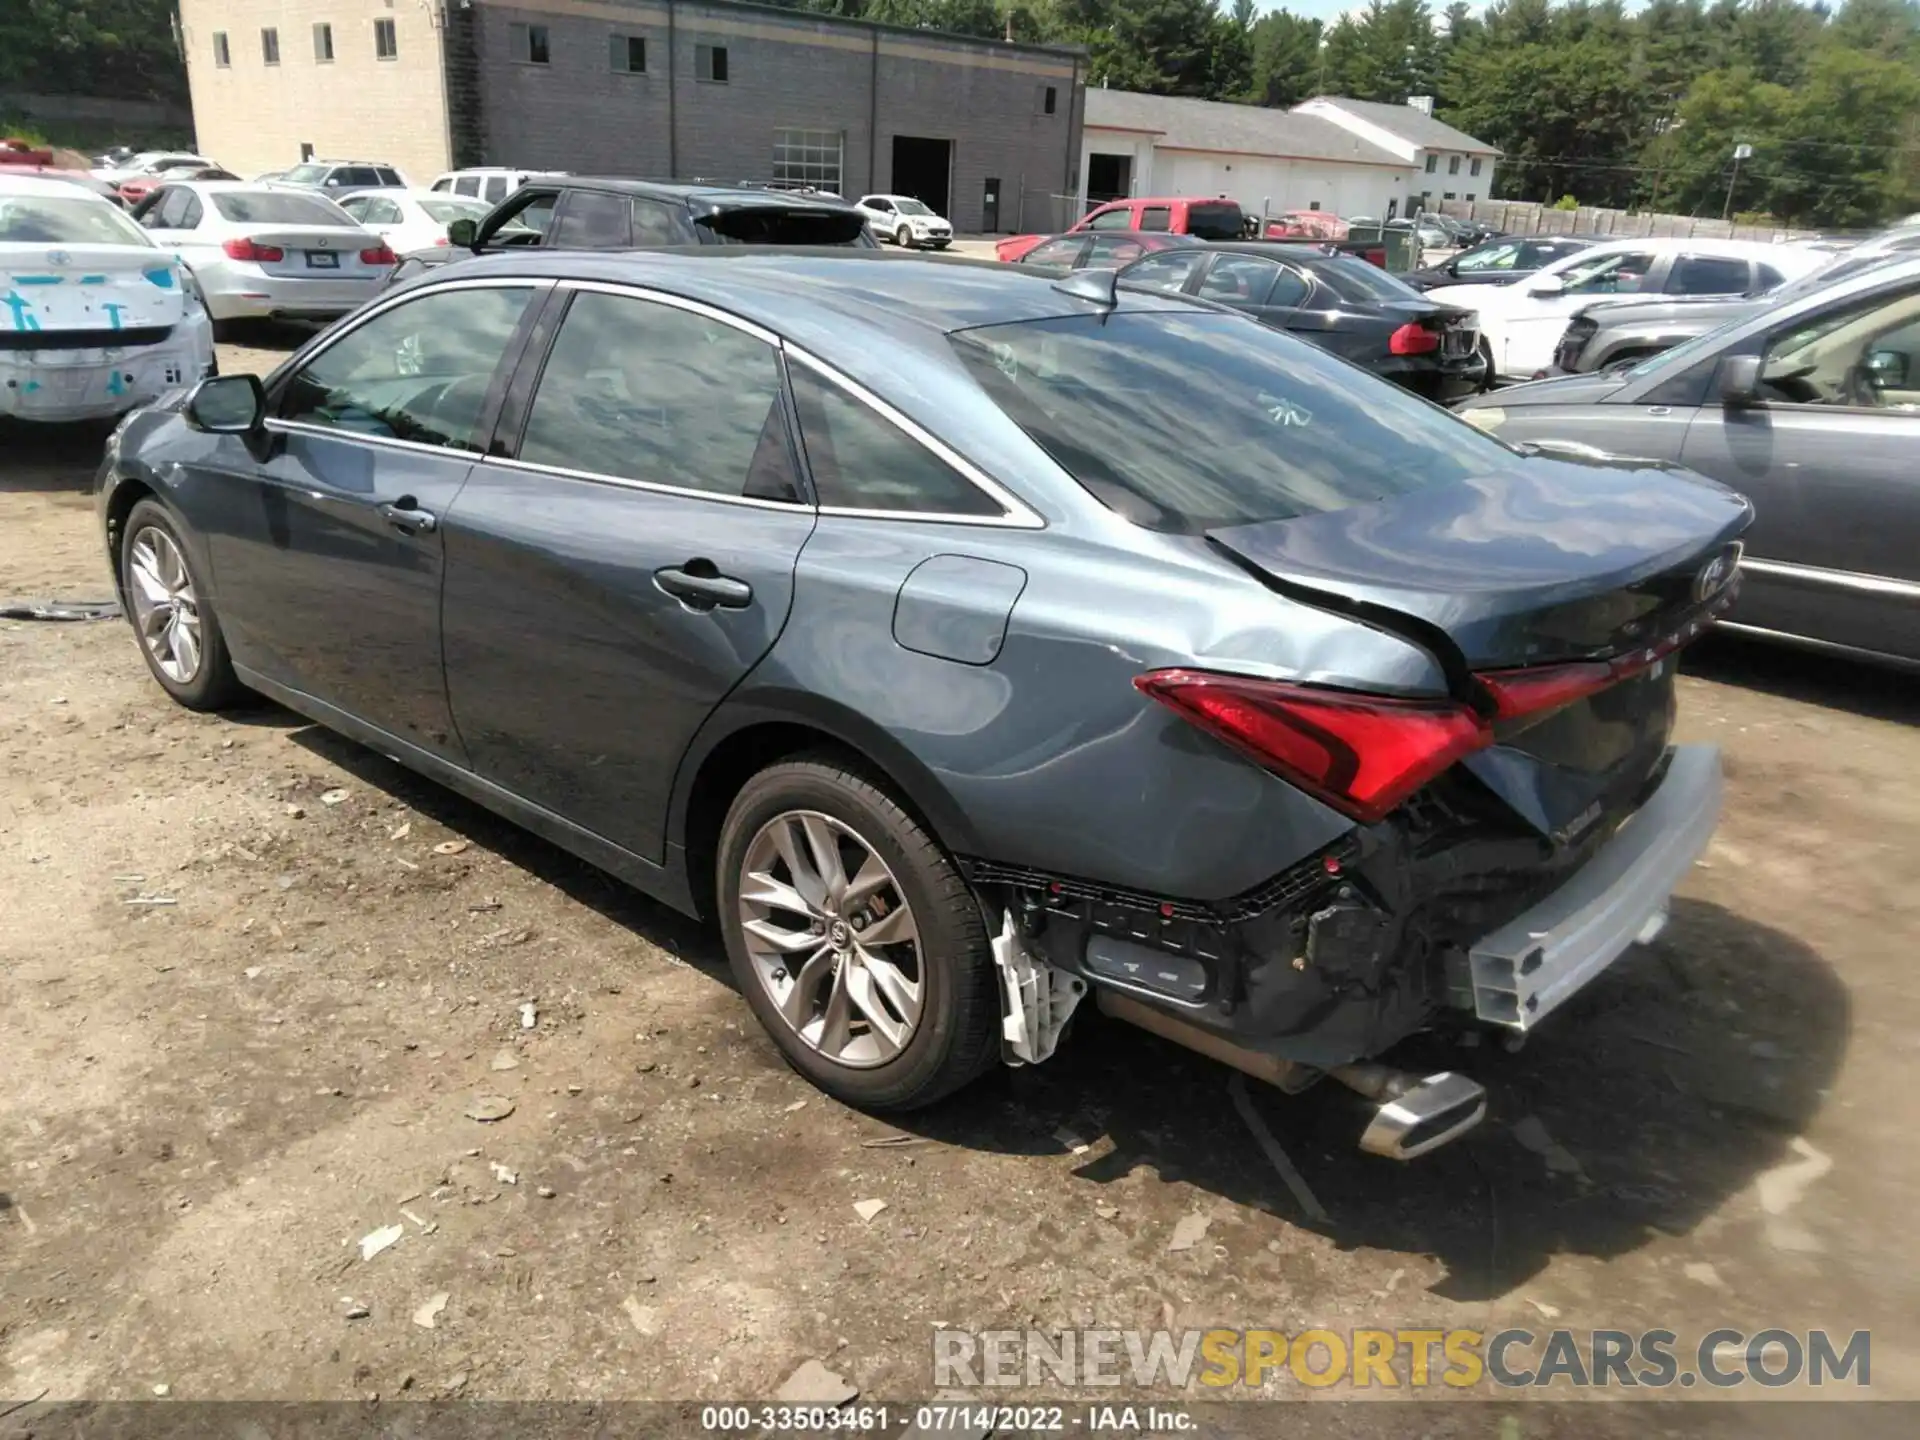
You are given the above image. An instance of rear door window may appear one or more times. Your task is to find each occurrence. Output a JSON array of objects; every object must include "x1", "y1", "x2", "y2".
[
  {"x1": 549, "y1": 191, "x2": 631, "y2": 248},
  {"x1": 1668, "y1": 254, "x2": 1754, "y2": 296},
  {"x1": 1267, "y1": 266, "x2": 1312, "y2": 307},
  {"x1": 789, "y1": 363, "x2": 1002, "y2": 517},
  {"x1": 374, "y1": 168, "x2": 403, "y2": 187},
  {"x1": 517, "y1": 291, "x2": 796, "y2": 501},
  {"x1": 454, "y1": 176, "x2": 481, "y2": 197},
  {"x1": 630, "y1": 198, "x2": 683, "y2": 245},
  {"x1": 1121, "y1": 249, "x2": 1204, "y2": 292},
  {"x1": 1198, "y1": 255, "x2": 1282, "y2": 305},
  {"x1": 1138, "y1": 206, "x2": 1172, "y2": 232},
  {"x1": 484, "y1": 176, "x2": 510, "y2": 203},
  {"x1": 951, "y1": 311, "x2": 1506, "y2": 533}
]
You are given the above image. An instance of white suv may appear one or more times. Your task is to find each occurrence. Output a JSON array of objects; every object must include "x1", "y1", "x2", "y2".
[
  {"x1": 855, "y1": 194, "x2": 952, "y2": 250},
  {"x1": 430, "y1": 168, "x2": 568, "y2": 206}
]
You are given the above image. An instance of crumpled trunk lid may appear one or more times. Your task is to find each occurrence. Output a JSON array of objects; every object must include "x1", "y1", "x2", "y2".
[{"x1": 1207, "y1": 452, "x2": 1749, "y2": 837}]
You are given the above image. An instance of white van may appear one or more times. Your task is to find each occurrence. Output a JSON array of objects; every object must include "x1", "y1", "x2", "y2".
[{"x1": 428, "y1": 168, "x2": 567, "y2": 206}]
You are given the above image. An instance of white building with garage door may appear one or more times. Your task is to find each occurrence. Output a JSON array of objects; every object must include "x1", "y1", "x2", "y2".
[
  {"x1": 1080, "y1": 89, "x2": 1415, "y2": 222},
  {"x1": 1292, "y1": 96, "x2": 1501, "y2": 210}
]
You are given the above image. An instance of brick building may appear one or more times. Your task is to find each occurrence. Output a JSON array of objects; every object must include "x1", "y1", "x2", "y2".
[{"x1": 175, "y1": 0, "x2": 1085, "y2": 233}]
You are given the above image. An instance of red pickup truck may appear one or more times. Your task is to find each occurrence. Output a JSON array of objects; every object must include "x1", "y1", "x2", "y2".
[{"x1": 996, "y1": 196, "x2": 1246, "y2": 263}]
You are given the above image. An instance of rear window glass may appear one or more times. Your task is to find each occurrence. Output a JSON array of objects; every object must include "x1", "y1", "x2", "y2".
[
  {"x1": 698, "y1": 206, "x2": 869, "y2": 246},
  {"x1": 950, "y1": 311, "x2": 1508, "y2": 534},
  {"x1": 1185, "y1": 202, "x2": 1245, "y2": 240},
  {"x1": 1312, "y1": 256, "x2": 1428, "y2": 303},
  {"x1": 212, "y1": 192, "x2": 347, "y2": 225},
  {"x1": 0, "y1": 194, "x2": 152, "y2": 247}
]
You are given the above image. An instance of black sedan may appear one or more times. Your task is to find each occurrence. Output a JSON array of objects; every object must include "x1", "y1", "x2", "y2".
[
  {"x1": 1400, "y1": 234, "x2": 1597, "y2": 292},
  {"x1": 1119, "y1": 242, "x2": 1487, "y2": 401}
]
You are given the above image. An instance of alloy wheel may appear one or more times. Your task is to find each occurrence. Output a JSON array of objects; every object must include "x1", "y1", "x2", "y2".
[
  {"x1": 126, "y1": 526, "x2": 203, "y2": 684},
  {"x1": 737, "y1": 810, "x2": 925, "y2": 1068}
]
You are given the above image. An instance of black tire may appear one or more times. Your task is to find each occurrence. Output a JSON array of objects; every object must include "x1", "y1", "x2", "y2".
[
  {"x1": 716, "y1": 756, "x2": 1001, "y2": 1111},
  {"x1": 895, "y1": 225, "x2": 915, "y2": 250},
  {"x1": 119, "y1": 497, "x2": 245, "y2": 711},
  {"x1": 1477, "y1": 337, "x2": 1499, "y2": 392}
]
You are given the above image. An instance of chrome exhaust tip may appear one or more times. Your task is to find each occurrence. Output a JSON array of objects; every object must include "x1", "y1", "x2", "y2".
[{"x1": 1330, "y1": 1063, "x2": 1488, "y2": 1161}]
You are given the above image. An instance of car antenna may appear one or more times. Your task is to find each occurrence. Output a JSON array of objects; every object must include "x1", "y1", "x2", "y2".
[{"x1": 1051, "y1": 267, "x2": 1118, "y2": 311}]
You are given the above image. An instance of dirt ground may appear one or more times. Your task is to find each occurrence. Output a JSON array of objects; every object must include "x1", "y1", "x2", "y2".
[{"x1": 3, "y1": 330, "x2": 1918, "y2": 1424}]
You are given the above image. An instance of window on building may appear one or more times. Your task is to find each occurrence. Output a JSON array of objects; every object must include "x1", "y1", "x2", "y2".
[
  {"x1": 696, "y1": 43, "x2": 728, "y2": 83},
  {"x1": 1449, "y1": 155, "x2": 1461, "y2": 175},
  {"x1": 772, "y1": 128, "x2": 842, "y2": 194},
  {"x1": 1043, "y1": 86, "x2": 1057, "y2": 115},
  {"x1": 1444, "y1": 192, "x2": 1456, "y2": 200},
  {"x1": 1424, "y1": 155, "x2": 1436, "y2": 173},
  {"x1": 611, "y1": 34, "x2": 647, "y2": 73},
  {"x1": 1471, "y1": 158, "x2": 1484, "y2": 177},
  {"x1": 1308, "y1": 200, "x2": 1321, "y2": 210},
  {"x1": 1466, "y1": 193, "x2": 1476, "y2": 202},
  {"x1": 375, "y1": 18, "x2": 397, "y2": 60},
  {"x1": 314, "y1": 23, "x2": 333, "y2": 62},
  {"x1": 510, "y1": 23, "x2": 549, "y2": 64},
  {"x1": 213, "y1": 32, "x2": 230, "y2": 68},
  {"x1": 261, "y1": 27, "x2": 280, "y2": 66}
]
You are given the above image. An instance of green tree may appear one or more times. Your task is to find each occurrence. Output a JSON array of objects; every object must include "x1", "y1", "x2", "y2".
[{"x1": 1247, "y1": 11, "x2": 1325, "y2": 106}]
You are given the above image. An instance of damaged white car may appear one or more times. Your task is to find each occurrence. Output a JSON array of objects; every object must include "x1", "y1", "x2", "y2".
[{"x1": 2, "y1": 174, "x2": 214, "y2": 424}]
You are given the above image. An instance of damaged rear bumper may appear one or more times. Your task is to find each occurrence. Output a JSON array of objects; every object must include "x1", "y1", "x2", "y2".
[
  {"x1": 0, "y1": 320, "x2": 215, "y2": 423},
  {"x1": 1462, "y1": 743, "x2": 1721, "y2": 1029}
]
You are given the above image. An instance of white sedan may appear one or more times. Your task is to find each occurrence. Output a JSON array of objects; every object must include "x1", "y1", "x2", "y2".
[
  {"x1": 1429, "y1": 236, "x2": 1828, "y2": 382},
  {"x1": 130, "y1": 182, "x2": 393, "y2": 325},
  {"x1": 336, "y1": 188, "x2": 494, "y2": 256},
  {"x1": 0, "y1": 174, "x2": 214, "y2": 423},
  {"x1": 855, "y1": 194, "x2": 952, "y2": 250}
]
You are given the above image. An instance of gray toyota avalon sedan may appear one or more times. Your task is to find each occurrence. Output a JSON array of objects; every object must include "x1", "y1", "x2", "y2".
[{"x1": 96, "y1": 251, "x2": 1747, "y2": 1159}]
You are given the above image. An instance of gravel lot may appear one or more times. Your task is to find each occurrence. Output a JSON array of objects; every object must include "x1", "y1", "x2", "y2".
[{"x1": 3, "y1": 327, "x2": 1917, "y2": 1422}]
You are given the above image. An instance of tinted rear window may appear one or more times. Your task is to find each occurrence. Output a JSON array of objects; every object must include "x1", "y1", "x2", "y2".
[
  {"x1": 950, "y1": 311, "x2": 1507, "y2": 533},
  {"x1": 699, "y1": 206, "x2": 870, "y2": 246},
  {"x1": 1311, "y1": 256, "x2": 1428, "y2": 303},
  {"x1": 1185, "y1": 202, "x2": 1244, "y2": 240},
  {"x1": 212, "y1": 192, "x2": 347, "y2": 225}
]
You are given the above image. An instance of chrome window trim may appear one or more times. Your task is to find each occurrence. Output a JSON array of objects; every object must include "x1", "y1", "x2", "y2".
[
  {"x1": 1740, "y1": 556, "x2": 1920, "y2": 600},
  {"x1": 476, "y1": 454, "x2": 811, "y2": 513},
  {"x1": 783, "y1": 348, "x2": 1045, "y2": 529},
  {"x1": 553, "y1": 277, "x2": 780, "y2": 344}
]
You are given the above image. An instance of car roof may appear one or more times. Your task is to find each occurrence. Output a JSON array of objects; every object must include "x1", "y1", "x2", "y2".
[
  {"x1": 544, "y1": 175, "x2": 859, "y2": 205},
  {"x1": 358, "y1": 188, "x2": 486, "y2": 204},
  {"x1": 1094, "y1": 195, "x2": 1239, "y2": 207},
  {"x1": 0, "y1": 173, "x2": 117, "y2": 200}
]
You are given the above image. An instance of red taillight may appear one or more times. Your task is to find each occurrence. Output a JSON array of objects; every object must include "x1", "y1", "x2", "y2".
[
  {"x1": 434, "y1": 236, "x2": 450, "y2": 246},
  {"x1": 360, "y1": 243, "x2": 396, "y2": 265},
  {"x1": 1135, "y1": 670, "x2": 1490, "y2": 824},
  {"x1": 1389, "y1": 322, "x2": 1441, "y2": 355},
  {"x1": 222, "y1": 237, "x2": 284, "y2": 262},
  {"x1": 1476, "y1": 662, "x2": 1614, "y2": 720}
]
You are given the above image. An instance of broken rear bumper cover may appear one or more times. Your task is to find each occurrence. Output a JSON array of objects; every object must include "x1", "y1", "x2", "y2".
[
  {"x1": 1464, "y1": 743, "x2": 1721, "y2": 1029},
  {"x1": 0, "y1": 321, "x2": 215, "y2": 423},
  {"x1": 971, "y1": 744, "x2": 1723, "y2": 1069}
]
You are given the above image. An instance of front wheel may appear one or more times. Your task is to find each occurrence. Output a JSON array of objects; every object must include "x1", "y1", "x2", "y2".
[
  {"x1": 895, "y1": 225, "x2": 916, "y2": 250},
  {"x1": 717, "y1": 757, "x2": 1000, "y2": 1110},
  {"x1": 119, "y1": 498, "x2": 245, "y2": 710}
]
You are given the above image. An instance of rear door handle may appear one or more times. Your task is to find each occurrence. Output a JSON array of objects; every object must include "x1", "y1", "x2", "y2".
[
  {"x1": 655, "y1": 563, "x2": 752, "y2": 610},
  {"x1": 378, "y1": 497, "x2": 437, "y2": 535}
]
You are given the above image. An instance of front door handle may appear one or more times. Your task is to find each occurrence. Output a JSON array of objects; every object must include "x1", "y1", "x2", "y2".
[
  {"x1": 655, "y1": 562, "x2": 752, "y2": 610},
  {"x1": 379, "y1": 497, "x2": 437, "y2": 535}
]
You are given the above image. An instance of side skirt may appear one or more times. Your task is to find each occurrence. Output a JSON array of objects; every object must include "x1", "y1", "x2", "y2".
[{"x1": 234, "y1": 664, "x2": 700, "y2": 917}]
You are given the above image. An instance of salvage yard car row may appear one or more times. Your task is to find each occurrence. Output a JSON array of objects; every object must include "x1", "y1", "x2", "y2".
[{"x1": 7, "y1": 163, "x2": 1913, "y2": 1162}]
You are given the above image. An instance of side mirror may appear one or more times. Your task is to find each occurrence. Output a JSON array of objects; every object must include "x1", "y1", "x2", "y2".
[
  {"x1": 1527, "y1": 274, "x2": 1566, "y2": 298},
  {"x1": 1719, "y1": 354, "x2": 1763, "y2": 407},
  {"x1": 1867, "y1": 349, "x2": 1908, "y2": 387},
  {"x1": 185, "y1": 374, "x2": 265, "y2": 433},
  {"x1": 447, "y1": 217, "x2": 478, "y2": 249}
]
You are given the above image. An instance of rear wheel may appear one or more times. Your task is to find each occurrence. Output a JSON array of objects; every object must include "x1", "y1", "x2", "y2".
[
  {"x1": 895, "y1": 224, "x2": 916, "y2": 250},
  {"x1": 119, "y1": 498, "x2": 244, "y2": 711},
  {"x1": 1477, "y1": 337, "x2": 1498, "y2": 392},
  {"x1": 717, "y1": 757, "x2": 1000, "y2": 1110}
]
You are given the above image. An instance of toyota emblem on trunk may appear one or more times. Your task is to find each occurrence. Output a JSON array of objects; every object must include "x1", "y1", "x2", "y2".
[{"x1": 1693, "y1": 543, "x2": 1742, "y2": 602}]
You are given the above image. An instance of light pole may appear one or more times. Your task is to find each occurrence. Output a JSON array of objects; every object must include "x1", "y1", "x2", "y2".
[{"x1": 1723, "y1": 142, "x2": 1752, "y2": 221}]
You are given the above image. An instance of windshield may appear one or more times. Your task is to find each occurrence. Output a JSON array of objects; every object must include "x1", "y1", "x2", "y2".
[
  {"x1": 212, "y1": 191, "x2": 348, "y2": 225},
  {"x1": 421, "y1": 198, "x2": 491, "y2": 225},
  {"x1": 0, "y1": 194, "x2": 152, "y2": 246},
  {"x1": 950, "y1": 311, "x2": 1512, "y2": 533},
  {"x1": 892, "y1": 198, "x2": 932, "y2": 216},
  {"x1": 282, "y1": 164, "x2": 331, "y2": 186}
]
